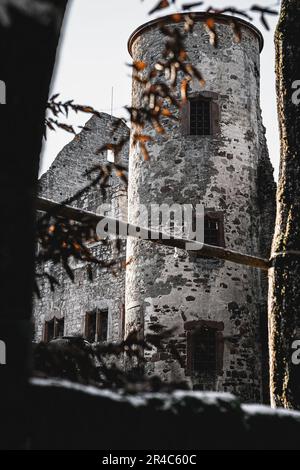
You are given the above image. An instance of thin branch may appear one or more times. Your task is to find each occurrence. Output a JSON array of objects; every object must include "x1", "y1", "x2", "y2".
[{"x1": 36, "y1": 196, "x2": 270, "y2": 271}]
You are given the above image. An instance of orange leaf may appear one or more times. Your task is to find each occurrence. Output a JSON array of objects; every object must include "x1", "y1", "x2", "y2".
[
  {"x1": 171, "y1": 13, "x2": 182, "y2": 22},
  {"x1": 181, "y1": 79, "x2": 189, "y2": 103},
  {"x1": 205, "y1": 17, "x2": 218, "y2": 47},
  {"x1": 231, "y1": 20, "x2": 242, "y2": 43},
  {"x1": 206, "y1": 17, "x2": 215, "y2": 29},
  {"x1": 133, "y1": 61, "x2": 147, "y2": 71},
  {"x1": 161, "y1": 108, "x2": 172, "y2": 117},
  {"x1": 133, "y1": 133, "x2": 152, "y2": 145},
  {"x1": 149, "y1": 0, "x2": 170, "y2": 15},
  {"x1": 141, "y1": 143, "x2": 150, "y2": 161},
  {"x1": 179, "y1": 50, "x2": 188, "y2": 61}
]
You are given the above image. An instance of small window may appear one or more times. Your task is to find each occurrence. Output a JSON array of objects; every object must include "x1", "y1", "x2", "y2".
[
  {"x1": 98, "y1": 310, "x2": 108, "y2": 342},
  {"x1": 190, "y1": 98, "x2": 211, "y2": 136},
  {"x1": 56, "y1": 318, "x2": 65, "y2": 338},
  {"x1": 44, "y1": 317, "x2": 64, "y2": 342},
  {"x1": 204, "y1": 212, "x2": 225, "y2": 247},
  {"x1": 120, "y1": 304, "x2": 126, "y2": 340},
  {"x1": 189, "y1": 327, "x2": 217, "y2": 374},
  {"x1": 86, "y1": 311, "x2": 97, "y2": 343},
  {"x1": 192, "y1": 328, "x2": 216, "y2": 373},
  {"x1": 107, "y1": 149, "x2": 115, "y2": 163},
  {"x1": 85, "y1": 309, "x2": 108, "y2": 343},
  {"x1": 186, "y1": 320, "x2": 224, "y2": 376},
  {"x1": 45, "y1": 319, "x2": 54, "y2": 342}
]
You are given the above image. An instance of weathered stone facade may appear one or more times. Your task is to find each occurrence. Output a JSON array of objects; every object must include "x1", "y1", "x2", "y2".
[
  {"x1": 34, "y1": 13, "x2": 276, "y2": 403},
  {"x1": 34, "y1": 113, "x2": 129, "y2": 343},
  {"x1": 125, "y1": 14, "x2": 276, "y2": 402}
]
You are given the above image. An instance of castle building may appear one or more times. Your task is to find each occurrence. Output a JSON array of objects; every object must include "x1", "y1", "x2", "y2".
[{"x1": 34, "y1": 13, "x2": 276, "y2": 403}]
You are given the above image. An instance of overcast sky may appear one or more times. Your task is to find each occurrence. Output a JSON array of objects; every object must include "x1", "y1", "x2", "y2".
[{"x1": 41, "y1": 0, "x2": 280, "y2": 180}]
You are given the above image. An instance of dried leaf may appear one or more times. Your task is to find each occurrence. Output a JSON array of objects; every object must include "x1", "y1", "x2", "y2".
[
  {"x1": 182, "y1": 2, "x2": 204, "y2": 11},
  {"x1": 250, "y1": 5, "x2": 278, "y2": 15},
  {"x1": 205, "y1": 17, "x2": 218, "y2": 48},
  {"x1": 141, "y1": 143, "x2": 150, "y2": 161},
  {"x1": 260, "y1": 13, "x2": 270, "y2": 31},
  {"x1": 230, "y1": 19, "x2": 242, "y2": 43},
  {"x1": 180, "y1": 78, "x2": 189, "y2": 103},
  {"x1": 171, "y1": 13, "x2": 182, "y2": 22},
  {"x1": 133, "y1": 133, "x2": 153, "y2": 144},
  {"x1": 57, "y1": 122, "x2": 76, "y2": 134},
  {"x1": 161, "y1": 108, "x2": 172, "y2": 117},
  {"x1": 131, "y1": 60, "x2": 147, "y2": 71},
  {"x1": 149, "y1": 0, "x2": 170, "y2": 15},
  {"x1": 250, "y1": 5, "x2": 278, "y2": 31}
]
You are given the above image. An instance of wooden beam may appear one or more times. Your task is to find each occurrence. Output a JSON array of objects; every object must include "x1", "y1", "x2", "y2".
[{"x1": 36, "y1": 196, "x2": 270, "y2": 271}]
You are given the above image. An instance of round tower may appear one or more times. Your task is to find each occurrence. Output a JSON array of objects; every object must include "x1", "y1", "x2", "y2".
[{"x1": 126, "y1": 13, "x2": 271, "y2": 402}]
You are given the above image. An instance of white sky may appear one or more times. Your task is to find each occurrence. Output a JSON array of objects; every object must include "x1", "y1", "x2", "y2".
[{"x1": 41, "y1": 0, "x2": 280, "y2": 180}]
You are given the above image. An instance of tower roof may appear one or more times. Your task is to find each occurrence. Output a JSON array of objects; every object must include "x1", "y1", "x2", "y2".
[{"x1": 128, "y1": 12, "x2": 264, "y2": 56}]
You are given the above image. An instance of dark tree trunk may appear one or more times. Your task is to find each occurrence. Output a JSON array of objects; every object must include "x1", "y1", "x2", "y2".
[
  {"x1": 0, "y1": 0, "x2": 68, "y2": 448},
  {"x1": 269, "y1": 0, "x2": 300, "y2": 409}
]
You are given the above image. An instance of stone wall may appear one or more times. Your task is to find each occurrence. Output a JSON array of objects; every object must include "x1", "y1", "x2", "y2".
[
  {"x1": 33, "y1": 16, "x2": 276, "y2": 404},
  {"x1": 34, "y1": 113, "x2": 129, "y2": 343},
  {"x1": 126, "y1": 14, "x2": 276, "y2": 402}
]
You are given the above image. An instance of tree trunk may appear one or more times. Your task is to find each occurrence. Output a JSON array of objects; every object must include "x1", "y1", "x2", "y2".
[
  {"x1": 0, "y1": 0, "x2": 68, "y2": 448},
  {"x1": 269, "y1": 0, "x2": 300, "y2": 409}
]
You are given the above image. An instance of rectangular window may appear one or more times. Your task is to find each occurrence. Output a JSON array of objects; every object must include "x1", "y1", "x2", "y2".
[
  {"x1": 189, "y1": 328, "x2": 217, "y2": 374},
  {"x1": 190, "y1": 99, "x2": 211, "y2": 136},
  {"x1": 204, "y1": 212, "x2": 225, "y2": 247},
  {"x1": 85, "y1": 309, "x2": 108, "y2": 343},
  {"x1": 120, "y1": 304, "x2": 126, "y2": 340},
  {"x1": 86, "y1": 311, "x2": 97, "y2": 343},
  {"x1": 44, "y1": 317, "x2": 64, "y2": 342},
  {"x1": 98, "y1": 310, "x2": 108, "y2": 342},
  {"x1": 55, "y1": 318, "x2": 65, "y2": 338},
  {"x1": 45, "y1": 319, "x2": 54, "y2": 342}
]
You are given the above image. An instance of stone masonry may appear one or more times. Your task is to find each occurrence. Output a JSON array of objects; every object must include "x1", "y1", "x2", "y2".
[
  {"x1": 126, "y1": 13, "x2": 276, "y2": 402},
  {"x1": 34, "y1": 13, "x2": 276, "y2": 403},
  {"x1": 34, "y1": 114, "x2": 129, "y2": 343}
]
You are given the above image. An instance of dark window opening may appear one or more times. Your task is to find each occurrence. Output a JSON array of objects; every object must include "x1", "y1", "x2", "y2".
[
  {"x1": 56, "y1": 318, "x2": 65, "y2": 338},
  {"x1": 45, "y1": 319, "x2": 54, "y2": 342},
  {"x1": 189, "y1": 327, "x2": 217, "y2": 374},
  {"x1": 44, "y1": 317, "x2": 64, "y2": 342},
  {"x1": 259, "y1": 306, "x2": 270, "y2": 404},
  {"x1": 186, "y1": 320, "x2": 224, "y2": 376},
  {"x1": 121, "y1": 304, "x2": 126, "y2": 340},
  {"x1": 190, "y1": 99, "x2": 211, "y2": 136},
  {"x1": 85, "y1": 309, "x2": 108, "y2": 343},
  {"x1": 99, "y1": 310, "x2": 108, "y2": 342},
  {"x1": 204, "y1": 212, "x2": 225, "y2": 247},
  {"x1": 86, "y1": 311, "x2": 97, "y2": 343}
]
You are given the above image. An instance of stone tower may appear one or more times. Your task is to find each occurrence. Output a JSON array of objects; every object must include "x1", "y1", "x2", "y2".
[{"x1": 126, "y1": 13, "x2": 276, "y2": 402}]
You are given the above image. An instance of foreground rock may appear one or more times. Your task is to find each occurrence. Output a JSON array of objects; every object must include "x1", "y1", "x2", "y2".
[{"x1": 28, "y1": 378, "x2": 300, "y2": 450}]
